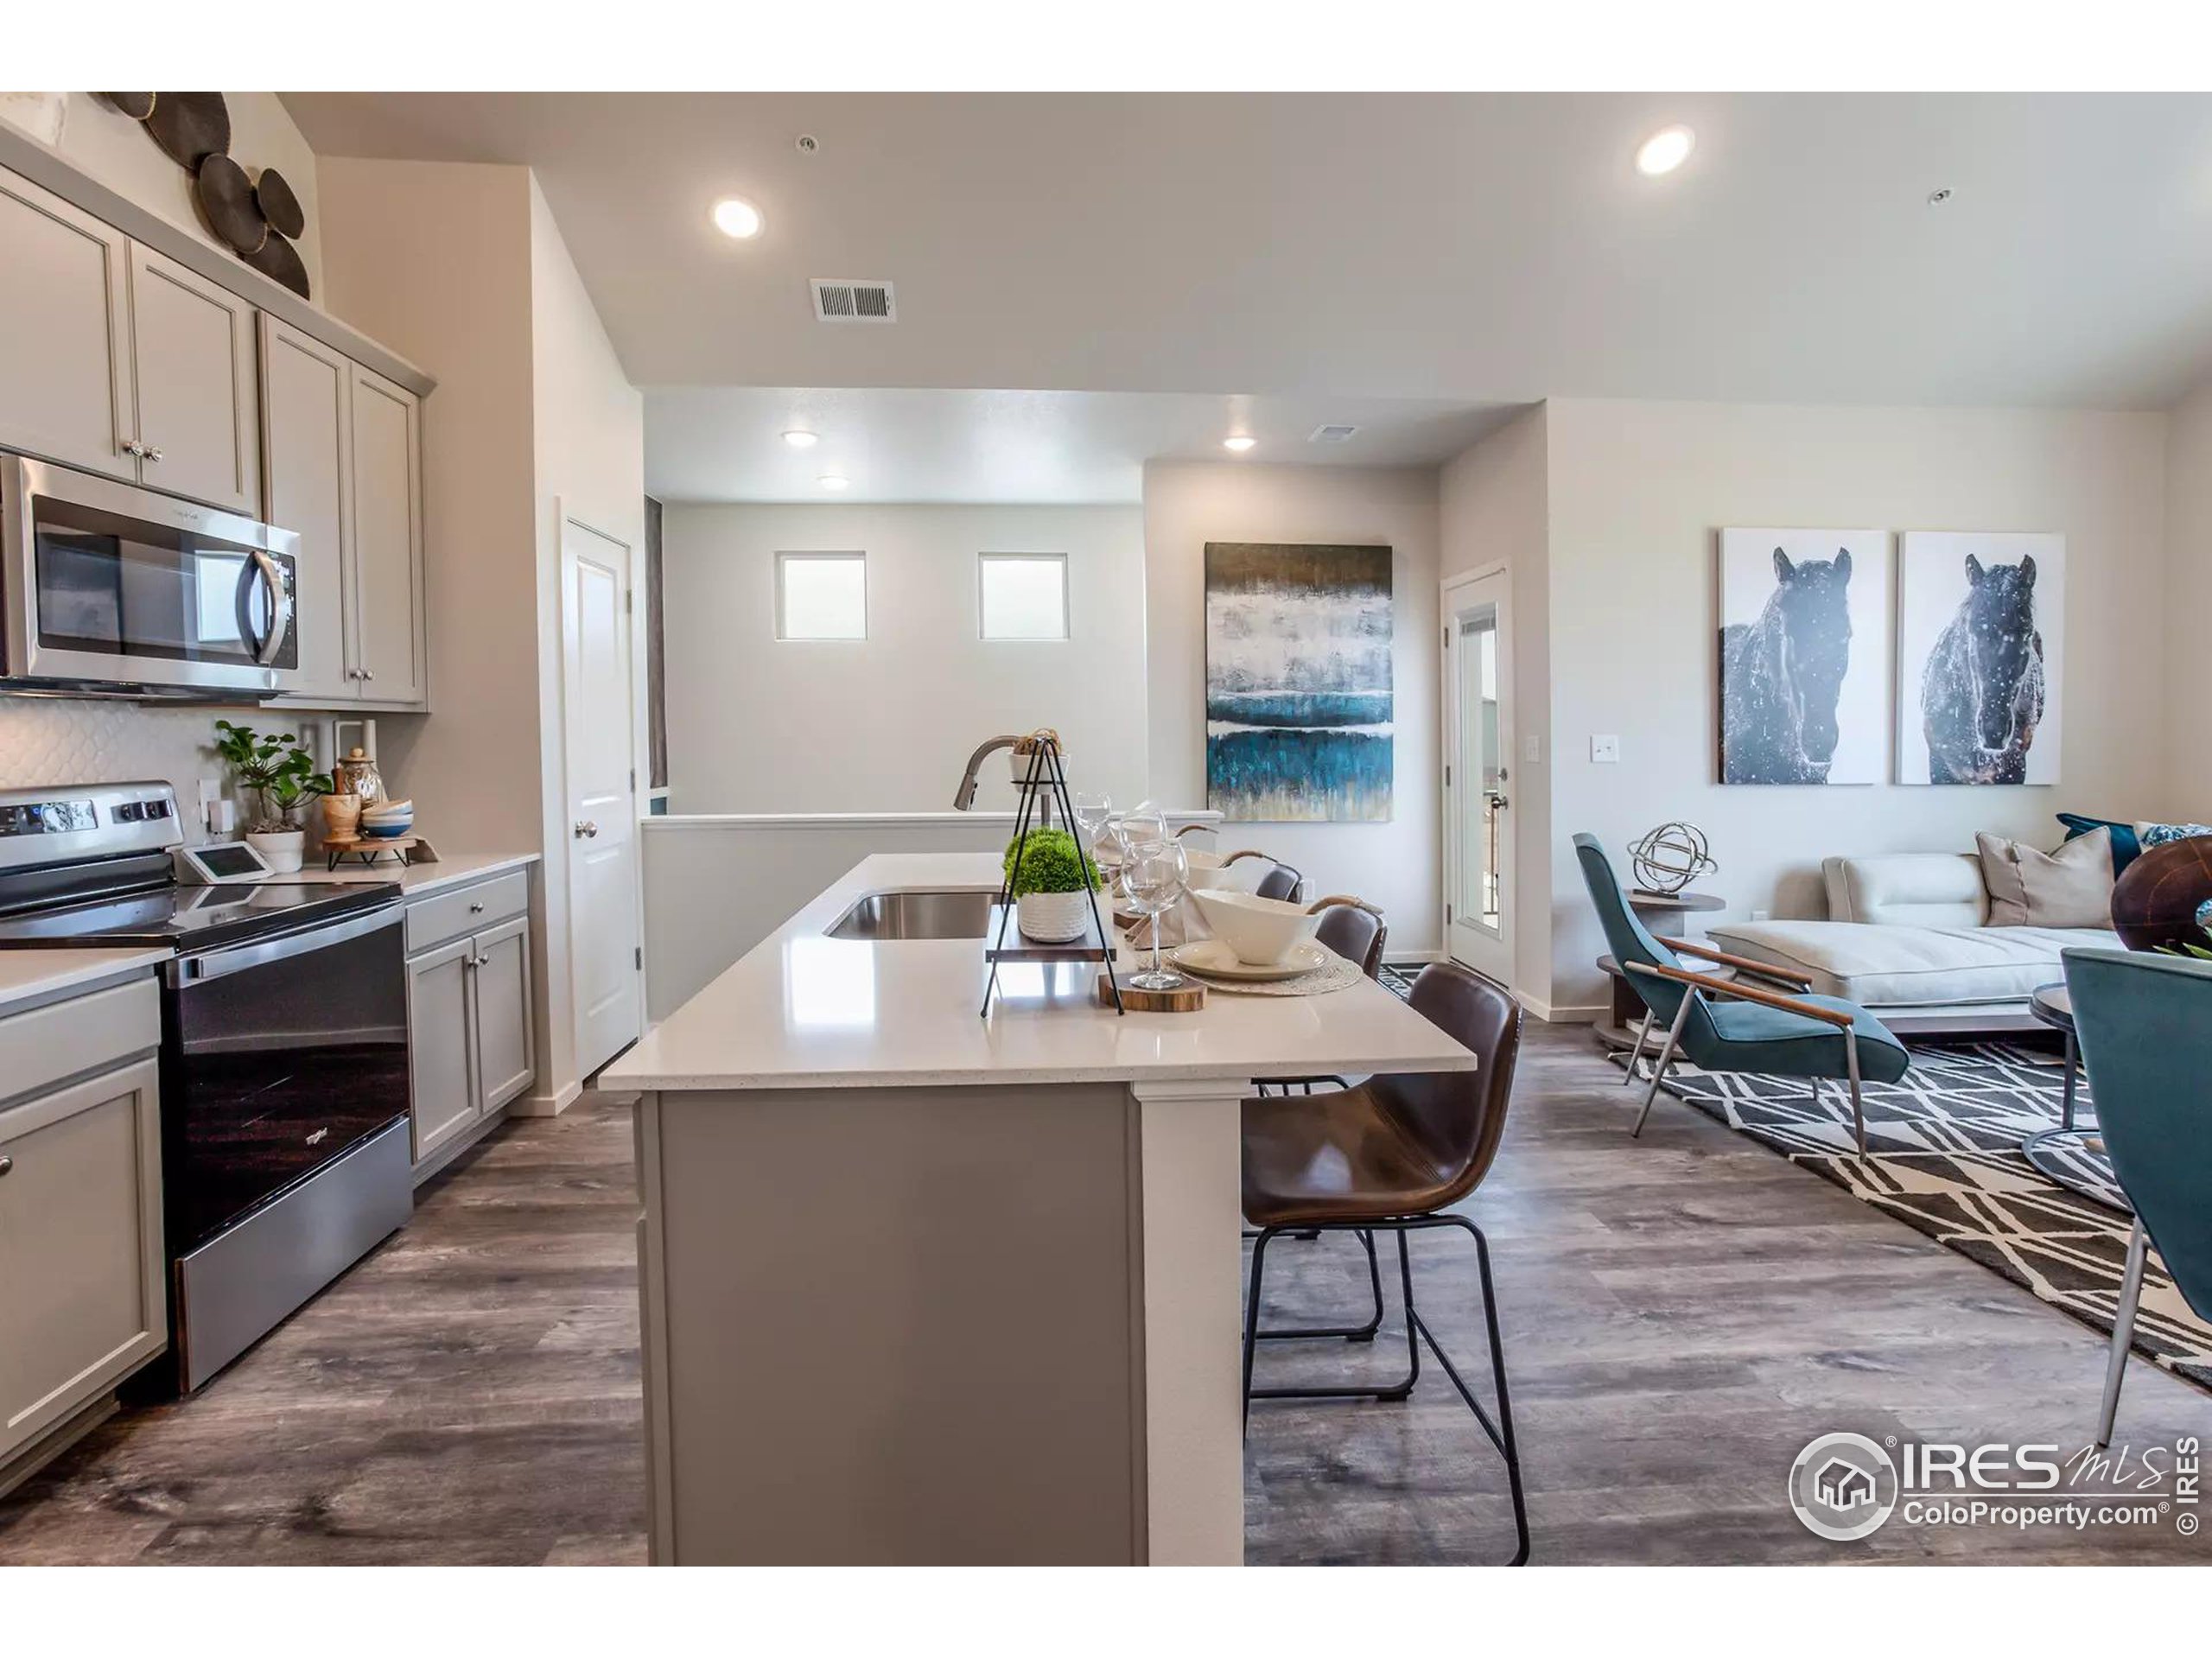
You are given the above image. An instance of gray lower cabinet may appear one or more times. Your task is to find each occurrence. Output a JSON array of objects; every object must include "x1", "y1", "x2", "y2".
[
  {"x1": 404, "y1": 881, "x2": 536, "y2": 1178},
  {"x1": 0, "y1": 1014, "x2": 165, "y2": 1478}
]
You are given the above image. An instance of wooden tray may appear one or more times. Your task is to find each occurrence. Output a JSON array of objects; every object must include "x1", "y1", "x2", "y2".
[{"x1": 1096, "y1": 974, "x2": 1205, "y2": 1013}]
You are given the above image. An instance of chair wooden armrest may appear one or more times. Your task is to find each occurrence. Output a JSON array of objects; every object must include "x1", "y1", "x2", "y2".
[
  {"x1": 1623, "y1": 959, "x2": 1854, "y2": 1027},
  {"x1": 1223, "y1": 849, "x2": 1270, "y2": 866},
  {"x1": 1656, "y1": 938, "x2": 1814, "y2": 988},
  {"x1": 1306, "y1": 893, "x2": 1382, "y2": 918},
  {"x1": 1174, "y1": 824, "x2": 1212, "y2": 839}
]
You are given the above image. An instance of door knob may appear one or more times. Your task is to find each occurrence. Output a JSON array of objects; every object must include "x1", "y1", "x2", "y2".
[
  {"x1": 574, "y1": 819, "x2": 599, "y2": 838},
  {"x1": 0, "y1": 1154, "x2": 12, "y2": 1177}
]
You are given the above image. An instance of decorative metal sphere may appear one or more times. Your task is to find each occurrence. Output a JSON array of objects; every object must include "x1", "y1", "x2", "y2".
[{"x1": 1628, "y1": 822, "x2": 1717, "y2": 897}]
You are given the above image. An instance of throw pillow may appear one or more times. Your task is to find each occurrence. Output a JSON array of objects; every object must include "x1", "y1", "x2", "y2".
[
  {"x1": 1976, "y1": 826, "x2": 2115, "y2": 929},
  {"x1": 2057, "y1": 812, "x2": 2143, "y2": 875},
  {"x1": 2135, "y1": 820, "x2": 2212, "y2": 851}
]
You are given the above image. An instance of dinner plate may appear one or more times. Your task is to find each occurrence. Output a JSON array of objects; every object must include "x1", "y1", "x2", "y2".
[{"x1": 1168, "y1": 939, "x2": 1327, "y2": 982}]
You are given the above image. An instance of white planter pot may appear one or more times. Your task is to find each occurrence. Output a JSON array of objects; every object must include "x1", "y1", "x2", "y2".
[
  {"x1": 1016, "y1": 887, "x2": 1091, "y2": 944},
  {"x1": 245, "y1": 829, "x2": 306, "y2": 874},
  {"x1": 1008, "y1": 747, "x2": 1070, "y2": 785}
]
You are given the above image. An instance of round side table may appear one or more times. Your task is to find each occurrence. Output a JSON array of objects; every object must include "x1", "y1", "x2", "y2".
[{"x1": 2020, "y1": 982, "x2": 2133, "y2": 1216}]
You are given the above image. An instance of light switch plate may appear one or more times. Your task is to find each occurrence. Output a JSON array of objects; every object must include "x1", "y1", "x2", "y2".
[
  {"x1": 1524, "y1": 734, "x2": 1541, "y2": 763},
  {"x1": 1590, "y1": 734, "x2": 1620, "y2": 764}
]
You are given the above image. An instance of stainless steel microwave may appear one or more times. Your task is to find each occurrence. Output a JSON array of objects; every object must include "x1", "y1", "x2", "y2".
[{"x1": 1, "y1": 454, "x2": 301, "y2": 699}]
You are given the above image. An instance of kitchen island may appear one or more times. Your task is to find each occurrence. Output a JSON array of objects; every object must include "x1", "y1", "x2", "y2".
[{"x1": 601, "y1": 852, "x2": 1476, "y2": 1566}]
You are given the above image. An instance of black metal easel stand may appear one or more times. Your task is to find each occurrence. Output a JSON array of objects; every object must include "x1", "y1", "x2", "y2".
[{"x1": 980, "y1": 736, "x2": 1123, "y2": 1016}]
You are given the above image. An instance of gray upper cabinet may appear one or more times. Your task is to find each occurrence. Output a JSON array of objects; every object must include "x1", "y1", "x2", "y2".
[
  {"x1": 346, "y1": 365, "x2": 428, "y2": 707},
  {"x1": 0, "y1": 168, "x2": 135, "y2": 480},
  {"x1": 126, "y1": 243, "x2": 260, "y2": 514},
  {"x1": 258, "y1": 315, "x2": 354, "y2": 703},
  {"x1": 0, "y1": 160, "x2": 434, "y2": 715}
]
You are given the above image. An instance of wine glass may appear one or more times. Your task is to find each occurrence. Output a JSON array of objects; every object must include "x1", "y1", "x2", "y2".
[
  {"x1": 1121, "y1": 800, "x2": 1168, "y2": 850},
  {"x1": 1071, "y1": 791, "x2": 1113, "y2": 883},
  {"x1": 1122, "y1": 838, "x2": 1189, "y2": 991}
]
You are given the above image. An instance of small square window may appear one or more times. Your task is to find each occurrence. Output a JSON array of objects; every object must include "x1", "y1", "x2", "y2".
[
  {"x1": 778, "y1": 552, "x2": 867, "y2": 640},
  {"x1": 979, "y1": 553, "x2": 1068, "y2": 640}
]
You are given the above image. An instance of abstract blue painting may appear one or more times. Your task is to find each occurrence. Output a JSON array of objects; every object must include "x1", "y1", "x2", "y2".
[{"x1": 1205, "y1": 543, "x2": 1394, "y2": 823}]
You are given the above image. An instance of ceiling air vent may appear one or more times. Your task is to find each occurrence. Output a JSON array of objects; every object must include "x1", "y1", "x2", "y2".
[
  {"x1": 1309, "y1": 423, "x2": 1360, "y2": 444},
  {"x1": 811, "y1": 278, "x2": 897, "y2": 323}
]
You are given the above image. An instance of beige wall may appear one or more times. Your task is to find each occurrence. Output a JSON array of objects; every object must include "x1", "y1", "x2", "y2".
[
  {"x1": 660, "y1": 503, "x2": 1148, "y2": 814},
  {"x1": 1537, "y1": 398, "x2": 2171, "y2": 1014},
  {"x1": 529, "y1": 176, "x2": 647, "y2": 1103},
  {"x1": 2164, "y1": 380, "x2": 2212, "y2": 823},
  {"x1": 1143, "y1": 461, "x2": 1442, "y2": 952},
  {"x1": 321, "y1": 159, "x2": 645, "y2": 1110},
  {"x1": 3, "y1": 92, "x2": 323, "y2": 296},
  {"x1": 1440, "y1": 406, "x2": 1554, "y2": 1000}
]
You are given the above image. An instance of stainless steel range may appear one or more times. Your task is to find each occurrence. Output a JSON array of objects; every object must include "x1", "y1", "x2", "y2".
[{"x1": 0, "y1": 780, "x2": 411, "y2": 1392}]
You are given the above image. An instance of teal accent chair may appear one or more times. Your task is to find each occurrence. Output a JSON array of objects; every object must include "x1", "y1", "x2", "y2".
[
  {"x1": 2061, "y1": 946, "x2": 2212, "y2": 1446},
  {"x1": 1573, "y1": 835, "x2": 1910, "y2": 1156}
]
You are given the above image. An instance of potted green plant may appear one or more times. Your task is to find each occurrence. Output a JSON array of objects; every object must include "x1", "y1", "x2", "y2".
[
  {"x1": 213, "y1": 720, "x2": 333, "y2": 874},
  {"x1": 1003, "y1": 826, "x2": 1104, "y2": 944}
]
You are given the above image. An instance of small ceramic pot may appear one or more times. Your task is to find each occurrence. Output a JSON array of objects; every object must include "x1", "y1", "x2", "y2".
[
  {"x1": 245, "y1": 828, "x2": 306, "y2": 874},
  {"x1": 1016, "y1": 887, "x2": 1091, "y2": 944},
  {"x1": 321, "y1": 793, "x2": 362, "y2": 839}
]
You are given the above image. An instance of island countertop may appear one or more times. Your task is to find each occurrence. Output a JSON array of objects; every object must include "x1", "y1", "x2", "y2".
[{"x1": 602, "y1": 852, "x2": 1476, "y2": 1091}]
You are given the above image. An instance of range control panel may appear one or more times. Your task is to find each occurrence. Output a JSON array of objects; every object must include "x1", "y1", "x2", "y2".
[
  {"x1": 0, "y1": 796, "x2": 172, "y2": 836},
  {"x1": 0, "y1": 781, "x2": 182, "y2": 872}
]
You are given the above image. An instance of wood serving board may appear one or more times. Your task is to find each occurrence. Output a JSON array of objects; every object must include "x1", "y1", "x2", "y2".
[{"x1": 1096, "y1": 974, "x2": 1205, "y2": 1013}]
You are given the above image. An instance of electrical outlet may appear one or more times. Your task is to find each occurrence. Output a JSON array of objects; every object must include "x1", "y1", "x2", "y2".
[{"x1": 1590, "y1": 734, "x2": 1620, "y2": 764}]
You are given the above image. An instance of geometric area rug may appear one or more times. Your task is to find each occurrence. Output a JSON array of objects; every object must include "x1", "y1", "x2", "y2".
[{"x1": 1629, "y1": 1040, "x2": 2212, "y2": 1393}]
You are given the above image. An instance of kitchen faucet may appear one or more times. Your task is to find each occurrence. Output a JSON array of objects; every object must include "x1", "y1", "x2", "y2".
[{"x1": 951, "y1": 735, "x2": 1023, "y2": 811}]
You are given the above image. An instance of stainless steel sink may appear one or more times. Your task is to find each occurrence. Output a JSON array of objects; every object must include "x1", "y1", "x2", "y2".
[{"x1": 824, "y1": 889, "x2": 996, "y2": 942}]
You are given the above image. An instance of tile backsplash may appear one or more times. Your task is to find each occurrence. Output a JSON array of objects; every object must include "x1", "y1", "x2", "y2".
[{"x1": 0, "y1": 699, "x2": 302, "y2": 842}]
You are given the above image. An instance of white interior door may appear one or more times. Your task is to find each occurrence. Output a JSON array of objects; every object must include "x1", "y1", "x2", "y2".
[
  {"x1": 1443, "y1": 569, "x2": 1513, "y2": 987},
  {"x1": 561, "y1": 517, "x2": 642, "y2": 1077}
]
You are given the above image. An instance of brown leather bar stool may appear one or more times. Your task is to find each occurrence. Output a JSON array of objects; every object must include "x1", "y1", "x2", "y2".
[
  {"x1": 1240, "y1": 962, "x2": 1529, "y2": 1564},
  {"x1": 1306, "y1": 893, "x2": 1388, "y2": 979},
  {"x1": 1223, "y1": 849, "x2": 1306, "y2": 904}
]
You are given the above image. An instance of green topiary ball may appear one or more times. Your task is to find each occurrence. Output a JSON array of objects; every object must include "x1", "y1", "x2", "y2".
[{"x1": 1003, "y1": 828, "x2": 1103, "y2": 897}]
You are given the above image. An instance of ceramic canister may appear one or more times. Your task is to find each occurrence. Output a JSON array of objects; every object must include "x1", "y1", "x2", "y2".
[{"x1": 335, "y1": 747, "x2": 384, "y2": 804}]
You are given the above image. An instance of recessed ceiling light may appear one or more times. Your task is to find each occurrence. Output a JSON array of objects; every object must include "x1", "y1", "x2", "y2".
[
  {"x1": 782, "y1": 430, "x2": 818, "y2": 448},
  {"x1": 711, "y1": 197, "x2": 764, "y2": 239},
  {"x1": 1223, "y1": 435, "x2": 1256, "y2": 453},
  {"x1": 1634, "y1": 125, "x2": 1695, "y2": 177},
  {"x1": 817, "y1": 474, "x2": 850, "y2": 492}
]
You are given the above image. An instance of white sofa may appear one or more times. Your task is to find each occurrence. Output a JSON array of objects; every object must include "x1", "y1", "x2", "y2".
[{"x1": 1701, "y1": 852, "x2": 2123, "y2": 1033}]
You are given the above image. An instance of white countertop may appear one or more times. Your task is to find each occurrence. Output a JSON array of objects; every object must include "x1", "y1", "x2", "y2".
[
  {"x1": 0, "y1": 947, "x2": 171, "y2": 1015},
  {"x1": 305, "y1": 850, "x2": 538, "y2": 899},
  {"x1": 602, "y1": 852, "x2": 1475, "y2": 1091}
]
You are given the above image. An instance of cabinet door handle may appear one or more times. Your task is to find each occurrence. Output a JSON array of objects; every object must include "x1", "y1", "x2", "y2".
[
  {"x1": 469, "y1": 902, "x2": 486, "y2": 912},
  {"x1": 122, "y1": 439, "x2": 145, "y2": 458},
  {"x1": 144, "y1": 445, "x2": 164, "y2": 463},
  {"x1": 0, "y1": 1154, "x2": 13, "y2": 1177},
  {"x1": 363, "y1": 669, "x2": 376, "y2": 682}
]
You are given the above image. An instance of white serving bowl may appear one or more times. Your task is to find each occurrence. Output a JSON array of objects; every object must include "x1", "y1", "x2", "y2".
[
  {"x1": 1188, "y1": 887, "x2": 1320, "y2": 966},
  {"x1": 1181, "y1": 849, "x2": 1267, "y2": 894}
]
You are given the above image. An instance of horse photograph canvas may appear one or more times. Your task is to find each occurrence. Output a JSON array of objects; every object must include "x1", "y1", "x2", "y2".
[
  {"x1": 1204, "y1": 542, "x2": 1394, "y2": 822},
  {"x1": 1897, "y1": 531, "x2": 2065, "y2": 786},
  {"x1": 1717, "y1": 528, "x2": 1887, "y2": 785}
]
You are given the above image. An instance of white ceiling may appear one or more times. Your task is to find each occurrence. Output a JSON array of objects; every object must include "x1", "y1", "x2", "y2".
[
  {"x1": 643, "y1": 387, "x2": 1519, "y2": 503},
  {"x1": 284, "y1": 92, "x2": 2212, "y2": 411}
]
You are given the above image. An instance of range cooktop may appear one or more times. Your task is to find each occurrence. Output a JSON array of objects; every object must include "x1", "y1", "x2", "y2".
[{"x1": 0, "y1": 878, "x2": 400, "y2": 954}]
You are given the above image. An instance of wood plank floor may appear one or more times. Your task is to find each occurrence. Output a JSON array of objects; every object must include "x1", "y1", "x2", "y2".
[{"x1": 3, "y1": 1021, "x2": 2206, "y2": 1565}]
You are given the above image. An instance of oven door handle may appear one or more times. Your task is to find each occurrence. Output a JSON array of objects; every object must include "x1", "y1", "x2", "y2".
[
  {"x1": 175, "y1": 905, "x2": 401, "y2": 984},
  {"x1": 241, "y1": 548, "x2": 293, "y2": 668}
]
